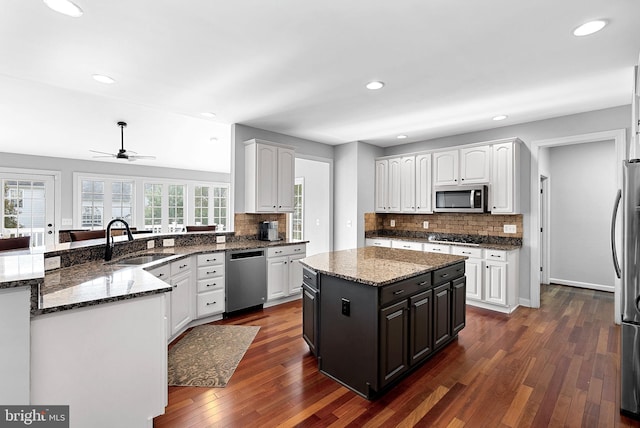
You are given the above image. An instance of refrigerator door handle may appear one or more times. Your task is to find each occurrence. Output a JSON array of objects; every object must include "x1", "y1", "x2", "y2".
[{"x1": 612, "y1": 189, "x2": 622, "y2": 279}]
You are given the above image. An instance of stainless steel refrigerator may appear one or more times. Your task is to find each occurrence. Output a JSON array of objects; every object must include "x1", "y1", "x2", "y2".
[{"x1": 612, "y1": 159, "x2": 640, "y2": 418}]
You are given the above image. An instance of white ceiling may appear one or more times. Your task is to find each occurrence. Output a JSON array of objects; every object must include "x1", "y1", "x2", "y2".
[{"x1": 1, "y1": 0, "x2": 639, "y2": 171}]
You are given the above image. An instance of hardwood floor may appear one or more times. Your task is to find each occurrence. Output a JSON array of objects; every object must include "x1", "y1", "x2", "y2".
[{"x1": 154, "y1": 285, "x2": 640, "y2": 427}]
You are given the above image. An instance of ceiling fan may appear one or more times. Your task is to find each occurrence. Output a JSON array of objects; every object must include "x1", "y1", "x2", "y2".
[{"x1": 91, "y1": 121, "x2": 156, "y2": 161}]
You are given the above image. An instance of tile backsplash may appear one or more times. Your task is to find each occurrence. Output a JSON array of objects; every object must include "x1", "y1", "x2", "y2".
[
  {"x1": 365, "y1": 212, "x2": 523, "y2": 239},
  {"x1": 234, "y1": 213, "x2": 288, "y2": 238}
]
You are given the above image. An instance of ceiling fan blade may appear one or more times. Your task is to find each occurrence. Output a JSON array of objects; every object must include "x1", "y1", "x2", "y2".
[
  {"x1": 128, "y1": 155, "x2": 156, "y2": 160},
  {"x1": 90, "y1": 149, "x2": 115, "y2": 156},
  {"x1": 93, "y1": 155, "x2": 117, "y2": 158}
]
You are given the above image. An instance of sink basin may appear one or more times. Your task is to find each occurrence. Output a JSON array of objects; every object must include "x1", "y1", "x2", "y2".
[{"x1": 115, "y1": 253, "x2": 175, "y2": 265}]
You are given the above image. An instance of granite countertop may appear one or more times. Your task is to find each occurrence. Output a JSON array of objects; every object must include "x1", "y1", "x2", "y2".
[
  {"x1": 1, "y1": 239, "x2": 307, "y2": 315},
  {"x1": 367, "y1": 235, "x2": 521, "y2": 251},
  {"x1": 300, "y1": 247, "x2": 466, "y2": 287}
]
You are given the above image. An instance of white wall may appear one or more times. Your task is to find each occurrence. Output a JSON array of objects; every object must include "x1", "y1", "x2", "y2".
[
  {"x1": 295, "y1": 158, "x2": 331, "y2": 256},
  {"x1": 334, "y1": 142, "x2": 358, "y2": 251},
  {"x1": 548, "y1": 140, "x2": 616, "y2": 290}
]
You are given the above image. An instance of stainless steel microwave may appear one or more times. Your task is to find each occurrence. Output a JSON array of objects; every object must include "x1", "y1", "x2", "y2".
[{"x1": 434, "y1": 185, "x2": 488, "y2": 213}]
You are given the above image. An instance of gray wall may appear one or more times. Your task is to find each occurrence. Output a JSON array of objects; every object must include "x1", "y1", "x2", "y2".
[
  {"x1": 548, "y1": 141, "x2": 616, "y2": 289},
  {"x1": 0, "y1": 152, "x2": 229, "y2": 224},
  {"x1": 232, "y1": 123, "x2": 334, "y2": 213},
  {"x1": 334, "y1": 142, "x2": 358, "y2": 250}
]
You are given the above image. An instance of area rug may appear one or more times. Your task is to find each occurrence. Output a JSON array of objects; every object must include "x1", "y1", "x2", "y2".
[{"x1": 168, "y1": 324, "x2": 260, "y2": 387}]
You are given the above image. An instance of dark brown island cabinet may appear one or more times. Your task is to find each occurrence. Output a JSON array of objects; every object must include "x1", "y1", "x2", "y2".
[{"x1": 302, "y1": 261, "x2": 466, "y2": 399}]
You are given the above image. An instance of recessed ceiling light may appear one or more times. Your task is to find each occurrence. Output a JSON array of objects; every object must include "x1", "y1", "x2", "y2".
[
  {"x1": 492, "y1": 115, "x2": 508, "y2": 121},
  {"x1": 366, "y1": 81, "x2": 385, "y2": 90},
  {"x1": 397, "y1": 135, "x2": 408, "y2": 139},
  {"x1": 209, "y1": 137, "x2": 218, "y2": 142},
  {"x1": 573, "y1": 20, "x2": 607, "y2": 36},
  {"x1": 43, "y1": 0, "x2": 83, "y2": 17},
  {"x1": 92, "y1": 74, "x2": 115, "y2": 84},
  {"x1": 201, "y1": 112, "x2": 216, "y2": 119}
]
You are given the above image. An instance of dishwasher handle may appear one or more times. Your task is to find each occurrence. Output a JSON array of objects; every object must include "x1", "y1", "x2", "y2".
[{"x1": 229, "y1": 250, "x2": 265, "y2": 260}]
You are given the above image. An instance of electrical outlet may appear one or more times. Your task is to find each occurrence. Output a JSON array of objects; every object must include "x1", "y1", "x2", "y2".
[
  {"x1": 147, "y1": 240, "x2": 155, "y2": 249},
  {"x1": 44, "y1": 256, "x2": 61, "y2": 271},
  {"x1": 423, "y1": 221, "x2": 429, "y2": 229},
  {"x1": 503, "y1": 224, "x2": 517, "y2": 234},
  {"x1": 216, "y1": 235, "x2": 226, "y2": 244},
  {"x1": 390, "y1": 219, "x2": 396, "y2": 227},
  {"x1": 163, "y1": 238, "x2": 175, "y2": 247}
]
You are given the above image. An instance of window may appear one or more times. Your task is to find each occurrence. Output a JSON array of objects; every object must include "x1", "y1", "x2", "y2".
[
  {"x1": 74, "y1": 174, "x2": 231, "y2": 233},
  {"x1": 144, "y1": 183, "x2": 163, "y2": 232},
  {"x1": 194, "y1": 186, "x2": 209, "y2": 225},
  {"x1": 291, "y1": 178, "x2": 304, "y2": 240}
]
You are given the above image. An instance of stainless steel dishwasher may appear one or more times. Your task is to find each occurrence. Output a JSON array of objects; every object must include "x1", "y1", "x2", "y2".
[{"x1": 226, "y1": 248, "x2": 267, "y2": 313}]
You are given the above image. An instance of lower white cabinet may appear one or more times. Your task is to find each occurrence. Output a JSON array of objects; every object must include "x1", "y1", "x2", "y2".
[
  {"x1": 451, "y1": 247, "x2": 483, "y2": 301},
  {"x1": 0, "y1": 286, "x2": 30, "y2": 404},
  {"x1": 169, "y1": 258, "x2": 194, "y2": 337},
  {"x1": 195, "y1": 252, "x2": 226, "y2": 317},
  {"x1": 267, "y1": 244, "x2": 306, "y2": 301}
]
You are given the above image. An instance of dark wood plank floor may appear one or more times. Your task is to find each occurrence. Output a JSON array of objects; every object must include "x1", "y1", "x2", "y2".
[{"x1": 154, "y1": 284, "x2": 640, "y2": 427}]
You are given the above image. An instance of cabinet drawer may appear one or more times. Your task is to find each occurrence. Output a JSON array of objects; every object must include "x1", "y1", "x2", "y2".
[
  {"x1": 485, "y1": 250, "x2": 507, "y2": 262},
  {"x1": 197, "y1": 264, "x2": 225, "y2": 280},
  {"x1": 433, "y1": 262, "x2": 465, "y2": 286},
  {"x1": 302, "y1": 267, "x2": 317, "y2": 288},
  {"x1": 146, "y1": 264, "x2": 170, "y2": 282},
  {"x1": 423, "y1": 243, "x2": 451, "y2": 254},
  {"x1": 267, "y1": 244, "x2": 306, "y2": 258},
  {"x1": 170, "y1": 257, "x2": 192, "y2": 275},
  {"x1": 391, "y1": 240, "x2": 423, "y2": 251},
  {"x1": 366, "y1": 238, "x2": 392, "y2": 248},
  {"x1": 380, "y1": 273, "x2": 432, "y2": 306},
  {"x1": 196, "y1": 277, "x2": 225, "y2": 293},
  {"x1": 452, "y1": 246, "x2": 483, "y2": 258},
  {"x1": 196, "y1": 289, "x2": 225, "y2": 317},
  {"x1": 196, "y1": 252, "x2": 224, "y2": 266}
]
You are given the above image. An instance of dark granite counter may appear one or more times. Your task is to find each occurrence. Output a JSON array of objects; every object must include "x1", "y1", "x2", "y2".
[
  {"x1": 0, "y1": 239, "x2": 306, "y2": 315},
  {"x1": 300, "y1": 247, "x2": 465, "y2": 286}
]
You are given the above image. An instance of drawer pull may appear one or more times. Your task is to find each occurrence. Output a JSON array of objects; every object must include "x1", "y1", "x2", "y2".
[
  {"x1": 462, "y1": 251, "x2": 471, "y2": 255},
  {"x1": 393, "y1": 290, "x2": 405, "y2": 295},
  {"x1": 206, "y1": 301, "x2": 217, "y2": 306},
  {"x1": 418, "y1": 281, "x2": 429, "y2": 286},
  {"x1": 275, "y1": 250, "x2": 283, "y2": 254},
  {"x1": 206, "y1": 283, "x2": 216, "y2": 287},
  {"x1": 206, "y1": 258, "x2": 217, "y2": 262},
  {"x1": 441, "y1": 273, "x2": 449, "y2": 278},
  {"x1": 179, "y1": 264, "x2": 188, "y2": 269},
  {"x1": 294, "y1": 248, "x2": 301, "y2": 252},
  {"x1": 303, "y1": 274, "x2": 312, "y2": 280},
  {"x1": 490, "y1": 255, "x2": 501, "y2": 258},
  {"x1": 207, "y1": 270, "x2": 217, "y2": 275},
  {"x1": 157, "y1": 273, "x2": 165, "y2": 278}
]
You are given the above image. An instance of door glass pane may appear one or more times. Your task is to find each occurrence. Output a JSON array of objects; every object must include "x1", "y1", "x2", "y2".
[{"x1": 1, "y1": 178, "x2": 52, "y2": 247}]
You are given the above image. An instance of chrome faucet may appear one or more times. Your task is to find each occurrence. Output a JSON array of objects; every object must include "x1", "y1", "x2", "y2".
[{"x1": 105, "y1": 218, "x2": 134, "y2": 261}]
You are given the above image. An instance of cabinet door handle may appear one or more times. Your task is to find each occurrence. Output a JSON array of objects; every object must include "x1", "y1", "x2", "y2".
[
  {"x1": 173, "y1": 284, "x2": 178, "y2": 288},
  {"x1": 393, "y1": 290, "x2": 405, "y2": 295}
]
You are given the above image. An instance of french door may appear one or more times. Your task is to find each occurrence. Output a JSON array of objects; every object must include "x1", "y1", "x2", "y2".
[{"x1": 1, "y1": 174, "x2": 56, "y2": 247}]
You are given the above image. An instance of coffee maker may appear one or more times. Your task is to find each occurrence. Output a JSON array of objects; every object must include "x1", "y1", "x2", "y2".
[{"x1": 259, "y1": 221, "x2": 279, "y2": 241}]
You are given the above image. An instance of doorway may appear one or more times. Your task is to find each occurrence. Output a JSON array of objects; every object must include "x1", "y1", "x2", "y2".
[{"x1": 530, "y1": 129, "x2": 625, "y2": 323}]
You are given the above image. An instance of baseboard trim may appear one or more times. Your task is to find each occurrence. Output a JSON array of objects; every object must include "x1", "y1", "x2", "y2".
[{"x1": 548, "y1": 278, "x2": 614, "y2": 293}]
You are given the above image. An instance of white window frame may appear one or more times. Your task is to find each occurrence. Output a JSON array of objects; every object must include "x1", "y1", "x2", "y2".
[
  {"x1": 74, "y1": 173, "x2": 231, "y2": 233},
  {"x1": 74, "y1": 174, "x2": 136, "y2": 229}
]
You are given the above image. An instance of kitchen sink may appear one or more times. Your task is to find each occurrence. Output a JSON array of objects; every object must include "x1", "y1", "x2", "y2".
[{"x1": 114, "y1": 253, "x2": 175, "y2": 265}]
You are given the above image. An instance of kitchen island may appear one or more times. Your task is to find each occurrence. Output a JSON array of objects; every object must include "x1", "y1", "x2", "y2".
[{"x1": 300, "y1": 247, "x2": 466, "y2": 399}]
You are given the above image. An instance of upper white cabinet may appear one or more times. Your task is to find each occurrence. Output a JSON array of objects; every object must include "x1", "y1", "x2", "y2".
[
  {"x1": 433, "y1": 146, "x2": 491, "y2": 186},
  {"x1": 245, "y1": 139, "x2": 295, "y2": 213},
  {"x1": 376, "y1": 154, "x2": 432, "y2": 213},
  {"x1": 375, "y1": 158, "x2": 401, "y2": 212},
  {"x1": 415, "y1": 153, "x2": 432, "y2": 213},
  {"x1": 490, "y1": 140, "x2": 520, "y2": 214}
]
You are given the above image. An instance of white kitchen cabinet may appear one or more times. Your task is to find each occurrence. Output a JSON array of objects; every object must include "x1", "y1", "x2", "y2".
[
  {"x1": 391, "y1": 240, "x2": 423, "y2": 251},
  {"x1": 452, "y1": 246, "x2": 483, "y2": 301},
  {"x1": 169, "y1": 257, "x2": 194, "y2": 337},
  {"x1": 484, "y1": 259, "x2": 508, "y2": 306},
  {"x1": 366, "y1": 238, "x2": 392, "y2": 248},
  {"x1": 460, "y1": 146, "x2": 491, "y2": 184},
  {"x1": 267, "y1": 244, "x2": 306, "y2": 301},
  {"x1": 490, "y1": 140, "x2": 521, "y2": 214},
  {"x1": 374, "y1": 158, "x2": 401, "y2": 212},
  {"x1": 195, "y1": 252, "x2": 225, "y2": 318},
  {"x1": 400, "y1": 156, "x2": 416, "y2": 212},
  {"x1": 0, "y1": 286, "x2": 30, "y2": 404},
  {"x1": 245, "y1": 139, "x2": 295, "y2": 213},
  {"x1": 415, "y1": 153, "x2": 432, "y2": 213},
  {"x1": 433, "y1": 150, "x2": 459, "y2": 186}
]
